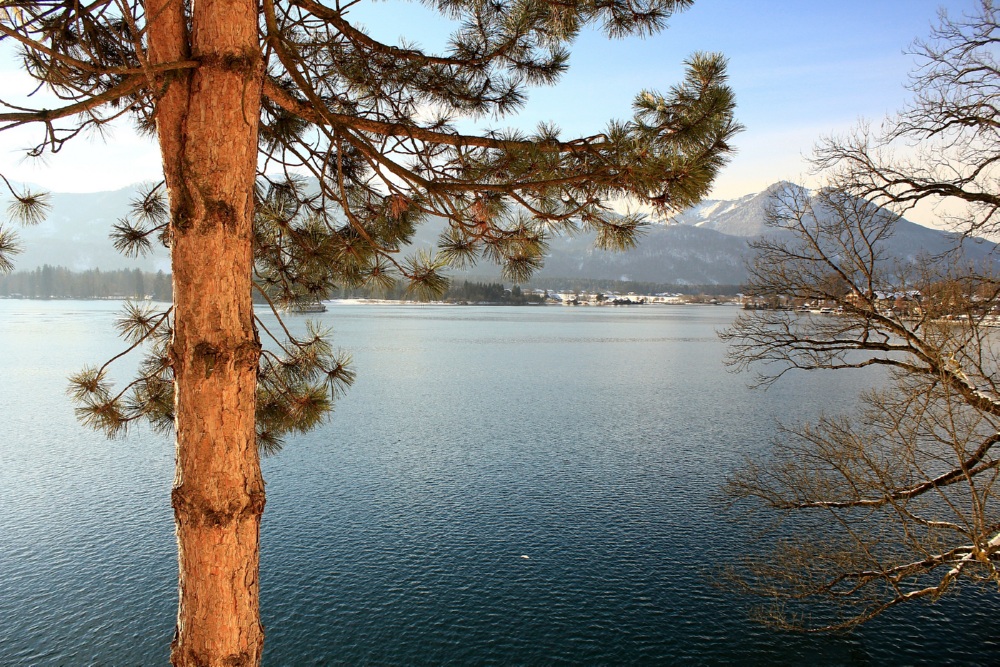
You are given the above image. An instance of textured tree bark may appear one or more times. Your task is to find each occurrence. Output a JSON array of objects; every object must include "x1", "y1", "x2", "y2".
[{"x1": 146, "y1": 0, "x2": 265, "y2": 664}]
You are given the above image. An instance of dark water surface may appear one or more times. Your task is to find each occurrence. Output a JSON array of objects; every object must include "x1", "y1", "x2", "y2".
[{"x1": 1, "y1": 301, "x2": 997, "y2": 665}]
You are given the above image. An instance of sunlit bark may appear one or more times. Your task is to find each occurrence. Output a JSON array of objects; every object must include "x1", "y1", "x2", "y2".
[{"x1": 148, "y1": 0, "x2": 266, "y2": 662}]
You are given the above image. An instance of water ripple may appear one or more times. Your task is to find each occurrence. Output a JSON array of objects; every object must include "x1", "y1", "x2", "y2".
[{"x1": 0, "y1": 302, "x2": 996, "y2": 665}]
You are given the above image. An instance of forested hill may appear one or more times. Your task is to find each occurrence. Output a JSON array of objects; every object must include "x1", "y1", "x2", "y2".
[{"x1": 6, "y1": 182, "x2": 996, "y2": 286}]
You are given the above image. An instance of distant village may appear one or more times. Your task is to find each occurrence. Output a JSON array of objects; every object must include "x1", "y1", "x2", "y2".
[
  {"x1": 448, "y1": 287, "x2": 734, "y2": 306},
  {"x1": 741, "y1": 287, "x2": 1000, "y2": 322}
]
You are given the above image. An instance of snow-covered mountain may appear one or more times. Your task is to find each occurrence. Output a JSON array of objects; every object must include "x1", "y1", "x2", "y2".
[
  {"x1": 671, "y1": 182, "x2": 813, "y2": 237},
  {"x1": 668, "y1": 181, "x2": 995, "y2": 267},
  {"x1": 670, "y1": 190, "x2": 765, "y2": 236}
]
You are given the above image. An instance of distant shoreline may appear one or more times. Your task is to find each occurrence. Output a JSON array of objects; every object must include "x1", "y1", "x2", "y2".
[{"x1": 0, "y1": 295, "x2": 740, "y2": 307}]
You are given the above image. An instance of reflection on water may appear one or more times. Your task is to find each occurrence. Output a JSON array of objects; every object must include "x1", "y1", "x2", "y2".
[{"x1": 0, "y1": 301, "x2": 996, "y2": 665}]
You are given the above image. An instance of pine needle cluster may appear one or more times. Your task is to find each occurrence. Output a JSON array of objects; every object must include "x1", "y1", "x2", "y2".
[{"x1": 0, "y1": 173, "x2": 50, "y2": 273}]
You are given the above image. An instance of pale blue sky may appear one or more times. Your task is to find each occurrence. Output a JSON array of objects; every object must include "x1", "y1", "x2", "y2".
[{"x1": 0, "y1": 0, "x2": 974, "y2": 216}]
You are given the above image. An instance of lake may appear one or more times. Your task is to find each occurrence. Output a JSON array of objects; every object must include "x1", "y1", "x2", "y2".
[{"x1": 1, "y1": 301, "x2": 997, "y2": 665}]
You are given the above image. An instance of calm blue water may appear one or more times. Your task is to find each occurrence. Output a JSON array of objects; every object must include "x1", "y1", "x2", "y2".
[{"x1": 1, "y1": 301, "x2": 997, "y2": 665}]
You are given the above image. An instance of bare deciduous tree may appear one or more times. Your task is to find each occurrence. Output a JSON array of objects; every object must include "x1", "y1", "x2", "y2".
[
  {"x1": 814, "y1": 0, "x2": 1000, "y2": 235},
  {"x1": 722, "y1": 182, "x2": 1000, "y2": 629},
  {"x1": 722, "y1": 2, "x2": 1000, "y2": 627}
]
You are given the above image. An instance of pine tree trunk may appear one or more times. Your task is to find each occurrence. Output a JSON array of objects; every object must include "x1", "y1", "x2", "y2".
[{"x1": 147, "y1": 0, "x2": 265, "y2": 664}]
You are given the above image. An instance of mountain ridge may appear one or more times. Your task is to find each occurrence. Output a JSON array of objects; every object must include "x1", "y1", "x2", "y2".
[{"x1": 5, "y1": 182, "x2": 995, "y2": 285}]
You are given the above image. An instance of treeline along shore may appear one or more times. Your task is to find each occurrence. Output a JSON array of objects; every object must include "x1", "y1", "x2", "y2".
[
  {"x1": 0, "y1": 266, "x2": 172, "y2": 300},
  {"x1": 0, "y1": 266, "x2": 743, "y2": 304}
]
